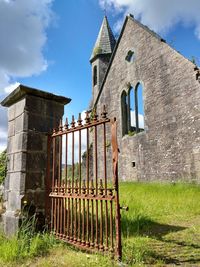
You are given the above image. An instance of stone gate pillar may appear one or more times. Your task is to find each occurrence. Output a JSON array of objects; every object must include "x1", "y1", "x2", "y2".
[{"x1": 1, "y1": 85, "x2": 71, "y2": 235}]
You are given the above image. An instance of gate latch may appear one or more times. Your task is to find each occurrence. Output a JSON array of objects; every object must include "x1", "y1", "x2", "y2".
[{"x1": 120, "y1": 206, "x2": 129, "y2": 211}]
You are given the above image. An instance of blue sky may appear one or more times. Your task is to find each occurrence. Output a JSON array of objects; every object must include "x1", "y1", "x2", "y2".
[{"x1": 0, "y1": 0, "x2": 200, "y2": 151}]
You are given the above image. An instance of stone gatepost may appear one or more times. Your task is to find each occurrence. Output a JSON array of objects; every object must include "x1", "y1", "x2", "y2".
[{"x1": 1, "y1": 85, "x2": 71, "y2": 235}]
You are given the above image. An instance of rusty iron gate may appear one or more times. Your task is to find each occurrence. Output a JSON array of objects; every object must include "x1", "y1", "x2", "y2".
[{"x1": 46, "y1": 107, "x2": 122, "y2": 259}]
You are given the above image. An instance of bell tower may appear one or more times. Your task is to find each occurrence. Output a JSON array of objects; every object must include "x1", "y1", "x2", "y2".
[{"x1": 90, "y1": 16, "x2": 116, "y2": 105}]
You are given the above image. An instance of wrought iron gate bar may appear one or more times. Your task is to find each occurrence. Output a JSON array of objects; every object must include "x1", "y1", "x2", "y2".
[
  {"x1": 47, "y1": 106, "x2": 122, "y2": 259},
  {"x1": 52, "y1": 118, "x2": 110, "y2": 137}
]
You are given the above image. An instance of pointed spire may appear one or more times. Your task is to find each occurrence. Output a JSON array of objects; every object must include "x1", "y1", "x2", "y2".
[{"x1": 90, "y1": 16, "x2": 116, "y2": 62}]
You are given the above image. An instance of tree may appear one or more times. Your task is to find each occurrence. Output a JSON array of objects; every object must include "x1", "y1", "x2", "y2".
[{"x1": 0, "y1": 150, "x2": 7, "y2": 184}]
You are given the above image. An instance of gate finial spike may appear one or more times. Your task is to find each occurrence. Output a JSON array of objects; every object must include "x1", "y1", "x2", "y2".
[
  {"x1": 64, "y1": 117, "x2": 69, "y2": 130},
  {"x1": 59, "y1": 119, "x2": 63, "y2": 132},
  {"x1": 99, "y1": 179, "x2": 104, "y2": 195},
  {"x1": 77, "y1": 113, "x2": 82, "y2": 126},
  {"x1": 101, "y1": 105, "x2": 107, "y2": 119},
  {"x1": 90, "y1": 179, "x2": 95, "y2": 195},
  {"x1": 68, "y1": 180, "x2": 71, "y2": 194},
  {"x1": 92, "y1": 108, "x2": 98, "y2": 121},
  {"x1": 71, "y1": 115, "x2": 76, "y2": 128},
  {"x1": 82, "y1": 179, "x2": 86, "y2": 194},
  {"x1": 85, "y1": 111, "x2": 90, "y2": 124},
  {"x1": 75, "y1": 179, "x2": 78, "y2": 193}
]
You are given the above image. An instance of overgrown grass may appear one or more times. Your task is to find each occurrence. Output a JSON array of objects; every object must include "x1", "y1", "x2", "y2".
[
  {"x1": 120, "y1": 182, "x2": 200, "y2": 265},
  {"x1": 1, "y1": 182, "x2": 200, "y2": 266},
  {"x1": 0, "y1": 216, "x2": 56, "y2": 265}
]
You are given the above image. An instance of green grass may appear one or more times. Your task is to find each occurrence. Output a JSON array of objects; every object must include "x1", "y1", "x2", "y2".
[
  {"x1": 0, "y1": 216, "x2": 57, "y2": 266},
  {"x1": 120, "y1": 182, "x2": 200, "y2": 265},
  {"x1": 0, "y1": 182, "x2": 200, "y2": 266}
]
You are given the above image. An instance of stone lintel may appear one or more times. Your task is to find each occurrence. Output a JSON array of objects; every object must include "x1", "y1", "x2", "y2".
[{"x1": 1, "y1": 84, "x2": 71, "y2": 107}]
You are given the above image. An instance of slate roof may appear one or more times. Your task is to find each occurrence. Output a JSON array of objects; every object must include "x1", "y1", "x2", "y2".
[{"x1": 90, "y1": 16, "x2": 116, "y2": 62}]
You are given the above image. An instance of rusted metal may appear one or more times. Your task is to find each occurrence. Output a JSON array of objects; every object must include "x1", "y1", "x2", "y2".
[{"x1": 47, "y1": 107, "x2": 122, "y2": 260}]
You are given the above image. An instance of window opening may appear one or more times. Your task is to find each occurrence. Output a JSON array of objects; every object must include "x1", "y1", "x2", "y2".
[
  {"x1": 93, "y1": 65, "x2": 97, "y2": 86},
  {"x1": 135, "y1": 83, "x2": 144, "y2": 132},
  {"x1": 121, "y1": 91, "x2": 128, "y2": 136},
  {"x1": 125, "y1": 50, "x2": 135, "y2": 62}
]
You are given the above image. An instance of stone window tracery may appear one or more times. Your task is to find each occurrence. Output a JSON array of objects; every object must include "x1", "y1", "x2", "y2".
[{"x1": 121, "y1": 83, "x2": 144, "y2": 136}]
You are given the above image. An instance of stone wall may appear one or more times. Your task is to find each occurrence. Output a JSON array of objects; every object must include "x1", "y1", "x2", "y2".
[
  {"x1": 1, "y1": 85, "x2": 70, "y2": 235},
  {"x1": 95, "y1": 16, "x2": 200, "y2": 183}
]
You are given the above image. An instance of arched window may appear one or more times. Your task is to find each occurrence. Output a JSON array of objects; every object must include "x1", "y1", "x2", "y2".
[
  {"x1": 121, "y1": 91, "x2": 128, "y2": 136},
  {"x1": 93, "y1": 65, "x2": 97, "y2": 86},
  {"x1": 135, "y1": 83, "x2": 144, "y2": 131},
  {"x1": 128, "y1": 86, "x2": 136, "y2": 131},
  {"x1": 121, "y1": 83, "x2": 144, "y2": 136}
]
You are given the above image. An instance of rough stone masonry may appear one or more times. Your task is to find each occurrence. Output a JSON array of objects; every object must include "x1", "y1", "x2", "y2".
[
  {"x1": 91, "y1": 15, "x2": 200, "y2": 183},
  {"x1": 1, "y1": 85, "x2": 70, "y2": 235}
]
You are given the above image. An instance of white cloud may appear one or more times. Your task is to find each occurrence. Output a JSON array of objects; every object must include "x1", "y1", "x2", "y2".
[
  {"x1": 0, "y1": 0, "x2": 54, "y2": 93},
  {"x1": 4, "y1": 82, "x2": 20, "y2": 94},
  {"x1": 99, "y1": 0, "x2": 200, "y2": 39},
  {"x1": 131, "y1": 110, "x2": 144, "y2": 129},
  {"x1": 61, "y1": 111, "x2": 88, "y2": 164}
]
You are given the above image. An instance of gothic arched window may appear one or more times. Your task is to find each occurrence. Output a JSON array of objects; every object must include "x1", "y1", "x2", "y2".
[
  {"x1": 121, "y1": 90, "x2": 128, "y2": 136},
  {"x1": 121, "y1": 83, "x2": 144, "y2": 136},
  {"x1": 93, "y1": 65, "x2": 97, "y2": 86},
  {"x1": 128, "y1": 86, "x2": 136, "y2": 132},
  {"x1": 135, "y1": 83, "x2": 144, "y2": 131}
]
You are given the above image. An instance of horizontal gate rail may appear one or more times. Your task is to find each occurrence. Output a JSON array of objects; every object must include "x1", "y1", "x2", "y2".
[{"x1": 47, "y1": 106, "x2": 122, "y2": 259}]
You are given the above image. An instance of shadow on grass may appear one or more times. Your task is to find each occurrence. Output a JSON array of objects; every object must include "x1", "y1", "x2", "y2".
[
  {"x1": 149, "y1": 251, "x2": 200, "y2": 265},
  {"x1": 121, "y1": 214, "x2": 186, "y2": 238},
  {"x1": 121, "y1": 215, "x2": 200, "y2": 265}
]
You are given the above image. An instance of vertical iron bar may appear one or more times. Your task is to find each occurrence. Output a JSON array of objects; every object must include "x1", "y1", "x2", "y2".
[
  {"x1": 100, "y1": 199, "x2": 104, "y2": 251},
  {"x1": 57, "y1": 197, "x2": 60, "y2": 236},
  {"x1": 86, "y1": 128, "x2": 89, "y2": 247},
  {"x1": 94, "y1": 125, "x2": 98, "y2": 249},
  {"x1": 67, "y1": 197, "x2": 70, "y2": 240},
  {"x1": 111, "y1": 118, "x2": 122, "y2": 260},
  {"x1": 91, "y1": 198, "x2": 94, "y2": 247},
  {"x1": 95, "y1": 200, "x2": 99, "y2": 249},
  {"x1": 52, "y1": 137, "x2": 56, "y2": 192},
  {"x1": 60, "y1": 197, "x2": 63, "y2": 237},
  {"x1": 74, "y1": 197, "x2": 77, "y2": 242},
  {"x1": 103, "y1": 123, "x2": 107, "y2": 193},
  {"x1": 79, "y1": 130, "x2": 82, "y2": 193},
  {"x1": 78, "y1": 130, "x2": 81, "y2": 243},
  {"x1": 105, "y1": 200, "x2": 109, "y2": 251},
  {"x1": 110, "y1": 200, "x2": 114, "y2": 252},
  {"x1": 78, "y1": 199, "x2": 81, "y2": 243},
  {"x1": 71, "y1": 131, "x2": 74, "y2": 241},
  {"x1": 58, "y1": 136, "x2": 62, "y2": 188},
  {"x1": 70, "y1": 198, "x2": 73, "y2": 241},
  {"x1": 63, "y1": 196, "x2": 66, "y2": 238},
  {"x1": 72, "y1": 131, "x2": 74, "y2": 192},
  {"x1": 94, "y1": 126, "x2": 98, "y2": 193},
  {"x1": 65, "y1": 134, "x2": 68, "y2": 190},
  {"x1": 82, "y1": 198, "x2": 85, "y2": 245}
]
